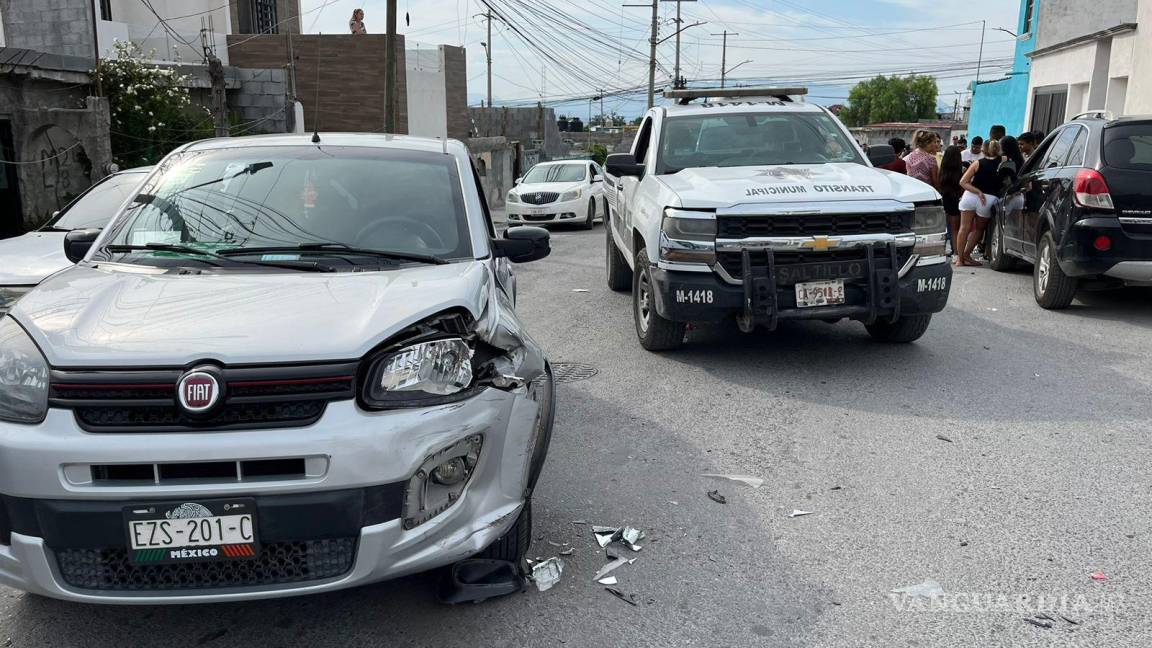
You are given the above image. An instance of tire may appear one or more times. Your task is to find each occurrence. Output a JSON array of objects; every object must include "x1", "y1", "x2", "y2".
[
  {"x1": 600, "y1": 197, "x2": 609, "y2": 223},
  {"x1": 988, "y1": 216, "x2": 1016, "y2": 272},
  {"x1": 477, "y1": 499, "x2": 531, "y2": 563},
  {"x1": 1034, "y1": 231, "x2": 1077, "y2": 309},
  {"x1": 865, "y1": 314, "x2": 932, "y2": 343},
  {"x1": 633, "y1": 247, "x2": 685, "y2": 351},
  {"x1": 605, "y1": 224, "x2": 632, "y2": 292},
  {"x1": 583, "y1": 198, "x2": 595, "y2": 229}
]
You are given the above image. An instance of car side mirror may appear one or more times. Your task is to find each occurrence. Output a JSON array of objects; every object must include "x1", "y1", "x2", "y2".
[
  {"x1": 592, "y1": 175, "x2": 603, "y2": 183},
  {"x1": 866, "y1": 145, "x2": 896, "y2": 167},
  {"x1": 514, "y1": 177, "x2": 523, "y2": 185},
  {"x1": 64, "y1": 228, "x2": 102, "y2": 264},
  {"x1": 606, "y1": 153, "x2": 644, "y2": 178},
  {"x1": 494, "y1": 226, "x2": 550, "y2": 263}
]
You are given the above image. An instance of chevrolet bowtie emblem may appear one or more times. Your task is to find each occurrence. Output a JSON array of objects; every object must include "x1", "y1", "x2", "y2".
[{"x1": 800, "y1": 236, "x2": 840, "y2": 252}]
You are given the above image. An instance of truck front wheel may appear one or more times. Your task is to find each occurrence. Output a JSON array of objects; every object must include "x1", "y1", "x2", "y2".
[
  {"x1": 606, "y1": 225, "x2": 632, "y2": 292},
  {"x1": 865, "y1": 314, "x2": 932, "y2": 343},
  {"x1": 633, "y1": 248, "x2": 685, "y2": 351}
]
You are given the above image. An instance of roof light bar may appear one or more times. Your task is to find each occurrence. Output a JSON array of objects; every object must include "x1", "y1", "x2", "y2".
[{"x1": 663, "y1": 87, "x2": 809, "y2": 105}]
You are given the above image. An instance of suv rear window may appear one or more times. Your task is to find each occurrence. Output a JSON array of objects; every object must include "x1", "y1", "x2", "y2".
[{"x1": 1103, "y1": 124, "x2": 1152, "y2": 170}]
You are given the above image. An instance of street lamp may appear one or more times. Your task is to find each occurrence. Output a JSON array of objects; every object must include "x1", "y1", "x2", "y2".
[
  {"x1": 722, "y1": 59, "x2": 753, "y2": 88},
  {"x1": 588, "y1": 94, "x2": 602, "y2": 151}
]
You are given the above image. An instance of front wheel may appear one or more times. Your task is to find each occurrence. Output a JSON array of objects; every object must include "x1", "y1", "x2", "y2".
[
  {"x1": 865, "y1": 314, "x2": 932, "y2": 343},
  {"x1": 583, "y1": 198, "x2": 595, "y2": 229},
  {"x1": 477, "y1": 499, "x2": 531, "y2": 563},
  {"x1": 1034, "y1": 231, "x2": 1077, "y2": 309},
  {"x1": 633, "y1": 247, "x2": 685, "y2": 351},
  {"x1": 988, "y1": 216, "x2": 1015, "y2": 271},
  {"x1": 605, "y1": 224, "x2": 632, "y2": 291}
]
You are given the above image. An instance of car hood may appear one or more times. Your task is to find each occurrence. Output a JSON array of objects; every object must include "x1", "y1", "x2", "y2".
[
  {"x1": 514, "y1": 181, "x2": 584, "y2": 195},
  {"x1": 11, "y1": 261, "x2": 492, "y2": 367},
  {"x1": 0, "y1": 231, "x2": 70, "y2": 285},
  {"x1": 657, "y1": 163, "x2": 938, "y2": 208}
]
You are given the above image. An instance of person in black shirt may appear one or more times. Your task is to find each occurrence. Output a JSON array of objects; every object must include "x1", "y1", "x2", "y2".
[{"x1": 955, "y1": 139, "x2": 1004, "y2": 266}]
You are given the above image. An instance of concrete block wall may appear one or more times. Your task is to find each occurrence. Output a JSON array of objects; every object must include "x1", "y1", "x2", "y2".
[
  {"x1": 231, "y1": 67, "x2": 289, "y2": 133},
  {"x1": 466, "y1": 136, "x2": 513, "y2": 209},
  {"x1": 0, "y1": 0, "x2": 95, "y2": 59},
  {"x1": 468, "y1": 106, "x2": 569, "y2": 160}
]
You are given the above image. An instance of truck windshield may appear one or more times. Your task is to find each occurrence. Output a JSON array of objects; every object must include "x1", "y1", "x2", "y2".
[
  {"x1": 658, "y1": 112, "x2": 863, "y2": 173},
  {"x1": 99, "y1": 146, "x2": 471, "y2": 265}
]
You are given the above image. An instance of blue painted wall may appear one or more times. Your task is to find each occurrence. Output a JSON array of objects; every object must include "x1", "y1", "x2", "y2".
[{"x1": 969, "y1": 0, "x2": 1040, "y2": 139}]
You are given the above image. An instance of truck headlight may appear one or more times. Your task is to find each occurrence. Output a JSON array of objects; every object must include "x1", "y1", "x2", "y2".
[
  {"x1": 559, "y1": 190, "x2": 580, "y2": 201},
  {"x1": 0, "y1": 286, "x2": 33, "y2": 316},
  {"x1": 912, "y1": 203, "x2": 947, "y2": 257},
  {"x1": 0, "y1": 317, "x2": 49, "y2": 424},
  {"x1": 362, "y1": 338, "x2": 475, "y2": 408},
  {"x1": 506, "y1": 191, "x2": 520, "y2": 204},
  {"x1": 659, "y1": 208, "x2": 716, "y2": 265}
]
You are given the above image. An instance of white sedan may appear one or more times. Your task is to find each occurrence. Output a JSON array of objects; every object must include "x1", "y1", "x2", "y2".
[{"x1": 506, "y1": 160, "x2": 606, "y2": 229}]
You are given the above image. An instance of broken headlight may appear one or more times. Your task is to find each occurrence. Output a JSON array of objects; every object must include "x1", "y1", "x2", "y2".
[{"x1": 362, "y1": 338, "x2": 476, "y2": 409}]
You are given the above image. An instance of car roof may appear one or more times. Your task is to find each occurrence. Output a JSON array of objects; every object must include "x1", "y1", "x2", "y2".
[
  {"x1": 662, "y1": 100, "x2": 826, "y2": 118},
  {"x1": 179, "y1": 133, "x2": 468, "y2": 157},
  {"x1": 533, "y1": 160, "x2": 591, "y2": 166}
]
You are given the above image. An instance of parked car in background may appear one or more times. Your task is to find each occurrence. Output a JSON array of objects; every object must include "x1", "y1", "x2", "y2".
[
  {"x1": 0, "y1": 167, "x2": 150, "y2": 315},
  {"x1": 988, "y1": 112, "x2": 1152, "y2": 308},
  {"x1": 506, "y1": 160, "x2": 606, "y2": 229},
  {"x1": 0, "y1": 134, "x2": 555, "y2": 604}
]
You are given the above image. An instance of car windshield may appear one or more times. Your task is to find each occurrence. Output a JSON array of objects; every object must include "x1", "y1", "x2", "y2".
[
  {"x1": 658, "y1": 112, "x2": 863, "y2": 173},
  {"x1": 1103, "y1": 124, "x2": 1152, "y2": 171},
  {"x1": 47, "y1": 172, "x2": 146, "y2": 231},
  {"x1": 523, "y1": 164, "x2": 586, "y2": 183},
  {"x1": 99, "y1": 146, "x2": 470, "y2": 266}
]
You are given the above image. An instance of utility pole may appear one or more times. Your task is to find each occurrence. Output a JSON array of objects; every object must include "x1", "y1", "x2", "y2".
[
  {"x1": 90, "y1": 0, "x2": 102, "y2": 96},
  {"x1": 384, "y1": 0, "x2": 399, "y2": 133},
  {"x1": 624, "y1": 1, "x2": 659, "y2": 109},
  {"x1": 485, "y1": 9, "x2": 493, "y2": 108},
  {"x1": 975, "y1": 19, "x2": 986, "y2": 84},
  {"x1": 208, "y1": 52, "x2": 228, "y2": 137},
  {"x1": 661, "y1": 0, "x2": 697, "y2": 89},
  {"x1": 712, "y1": 30, "x2": 737, "y2": 88}
]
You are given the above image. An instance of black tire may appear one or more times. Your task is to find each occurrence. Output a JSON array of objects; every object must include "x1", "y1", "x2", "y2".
[
  {"x1": 988, "y1": 216, "x2": 1015, "y2": 272},
  {"x1": 865, "y1": 314, "x2": 933, "y2": 343},
  {"x1": 477, "y1": 499, "x2": 531, "y2": 563},
  {"x1": 600, "y1": 197, "x2": 609, "y2": 223},
  {"x1": 583, "y1": 198, "x2": 595, "y2": 229},
  {"x1": 605, "y1": 224, "x2": 632, "y2": 292},
  {"x1": 633, "y1": 247, "x2": 685, "y2": 351},
  {"x1": 1034, "y1": 231, "x2": 1077, "y2": 309}
]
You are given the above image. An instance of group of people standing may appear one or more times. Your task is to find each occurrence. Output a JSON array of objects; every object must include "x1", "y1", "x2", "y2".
[{"x1": 880, "y1": 126, "x2": 1044, "y2": 267}]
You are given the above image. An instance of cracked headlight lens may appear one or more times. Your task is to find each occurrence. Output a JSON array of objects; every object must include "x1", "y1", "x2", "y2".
[{"x1": 362, "y1": 338, "x2": 475, "y2": 408}]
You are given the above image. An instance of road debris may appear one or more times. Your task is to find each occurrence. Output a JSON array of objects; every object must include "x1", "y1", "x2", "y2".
[
  {"x1": 891, "y1": 579, "x2": 945, "y2": 598},
  {"x1": 547, "y1": 541, "x2": 568, "y2": 547},
  {"x1": 702, "y1": 473, "x2": 764, "y2": 489},
  {"x1": 1023, "y1": 617, "x2": 1052, "y2": 629},
  {"x1": 706, "y1": 490, "x2": 727, "y2": 504},
  {"x1": 597, "y1": 576, "x2": 618, "y2": 585},
  {"x1": 605, "y1": 587, "x2": 638, "y2": 606},
  {"x1": 559, "y1": 548, "x2": 574, "y2": 556},
  {"x1": 1060, "y1": 614, "x2": 1081, "y2": 625},
  {"x1": 572, "y1": 289, "x2": 589, "y2": 293},
  {"x1": 572, "y1": 520, "x2": 588, "y2": 525},
  {"x1": 592, "y1": 525, "x2": 645, "y2": 551},
  {"x1": 830, "y1": 485, "x2": 842, "y2": 491},
  {"x1": 789, "y1": 510, "x2": 813, "y2": 518},
  {"x1": 592, "y1": 557, "x2": 635, "y2": 582},
  {"x1": 593, "y1": 526, "x2": 617, "y2": 547},
  {"x1": 1090, "y1": 571, "x2": 1108, "y2": 581},
  {"x1": 606, "y1": 545, "x2": 621, "y2": 560},
  {"x1": 528, "y1": 558, "x2": 564, "y2": 592},
  {"x1": 936, "y1": 434, "x2": 953, "y2": 443}
]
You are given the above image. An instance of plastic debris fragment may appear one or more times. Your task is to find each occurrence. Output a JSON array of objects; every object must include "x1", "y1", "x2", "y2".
[
  {"x1": 529, "y1": 557, "x2": 564, "y2": 592},
  {"x1": 559, "y1": 548, "x2": 574, "y2": 556},
  {"x1": 1090, "y1": 572, "x2": 1107, "y2": 581},
  {"x1": 605, "y1": 587, "x2": 638, "y2": 606},
  {"x1": 702, "y1": 473, "x2": 764, "y2": 489},
  {"x1": 789, "y1": 509, "x2": 812, "y2": 518},
  {"x1": 598, "y1": 576, "x2": 618, "y2": 585},
  {"x1": 706, "y1": 490, "x2": 727, "y2": 504},
  {"x1": 1023, "y1": 617, "x2": 1052, "y2": 629},
  {"x1": 592, "y1": 557, "x2": 634, "y2": 582}
]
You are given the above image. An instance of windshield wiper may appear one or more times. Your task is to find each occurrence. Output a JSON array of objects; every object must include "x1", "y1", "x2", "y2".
[
  {"x1": 105, "y1": 243, "x2": 335, "y2": 272},
  {"x1": 218, "y1": 242, "x2": 449, "y2": 265}
]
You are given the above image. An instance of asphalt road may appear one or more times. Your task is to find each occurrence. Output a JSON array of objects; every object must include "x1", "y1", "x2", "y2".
[{"x1": 4, "y1": 224, "x2": 1152, "y2": 647}]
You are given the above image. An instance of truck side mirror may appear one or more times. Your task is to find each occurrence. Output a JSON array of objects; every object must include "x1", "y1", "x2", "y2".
[
  {"x1": 606, "y1": 153, "x2": 644, "y2": 178},
  {"x1": 494, "y1": 226, "x2": 550, "y2": 263},
  {"x1": 64, "y1": 228, "x2": 102, "y2": 263}
]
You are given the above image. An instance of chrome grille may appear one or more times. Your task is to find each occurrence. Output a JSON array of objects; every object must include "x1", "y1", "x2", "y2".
[{"x1": 520, "y1": 192, "x2": 559, "y2": 205}]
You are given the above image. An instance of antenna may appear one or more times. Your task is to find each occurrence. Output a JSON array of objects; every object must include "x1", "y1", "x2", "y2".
[{"x1": 311, "y1": 35, "x2": 322, "y2": 144}]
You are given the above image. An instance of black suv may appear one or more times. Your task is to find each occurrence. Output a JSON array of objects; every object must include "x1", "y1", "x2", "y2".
[{"x1": 987, "y1": 113, "x2": 1152, "y2": 308}]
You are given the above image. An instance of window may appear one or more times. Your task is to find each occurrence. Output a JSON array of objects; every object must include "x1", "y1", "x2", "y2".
[
  {"x1": 1031, "y1": 88, "x2": 1068, "y2": 135},
  {"x1": 253, "y1": 0, "x2": 279, "y2": 34},
  {"x1": 1065, "y1": 127, "x2": 1090, "y2": 168},
  {"x1": 99, "y1": 0, "x2": 112, "y2": 21},
  {"x1": 46, "y1": 172, "x2": 145, "y2": 231},
  {"x1": 1021, "y1": 0, "x2": 1035, "y2": 35},
  {"x1": 1103, "y1": 124, "x2": 1152, "y2": 170},
  {"x1": 633, "y1": 117, "x2": 654, "y2": 165},
  {"x1": 522, "y1": 164, "x2": 586, "y2": 184},
  {"x1": 1039, "y1": 127, "x2": 1080, "y2": 169}
]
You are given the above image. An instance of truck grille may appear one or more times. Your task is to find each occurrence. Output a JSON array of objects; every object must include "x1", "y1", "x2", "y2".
[
  {"x1": 55, "y1": 538, "x2": 356, "y2": 591},
  {"x1": 50, "y1": 363, "x2": 356, "y2": 432},
  {"x1": 717, "y1": 247, "x2": 913, "y2": 282},
  {"x1": 520, "y1": 192, "x2": 559, "y2": 205},
  {"x1": 717, "y1": 212, "x2": 910, "y2": 238}
]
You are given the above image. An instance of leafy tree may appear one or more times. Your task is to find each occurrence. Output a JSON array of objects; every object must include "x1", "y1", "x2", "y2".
[
  {"x1": 94, "y1": 41, "x2": 214, "y2": 167},
  {"x1": 589, "y1": 144, "x2": 609, "y2": 166},
  {"x1": 839, "y1": 75, "x2": 940, "y2": 127}
]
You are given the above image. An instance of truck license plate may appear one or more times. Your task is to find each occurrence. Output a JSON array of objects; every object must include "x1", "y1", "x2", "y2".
[
  {"x1": 125, "y1": 499, "x2": 259, "y2": 565},
  {"x1": 795, "y1": 280, "x2": 845, "y2": 308}
]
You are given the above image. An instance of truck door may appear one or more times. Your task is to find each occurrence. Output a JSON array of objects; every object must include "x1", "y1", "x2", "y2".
[{"x1": 615, "y1": 116, "x2": 655, "y2": 257}]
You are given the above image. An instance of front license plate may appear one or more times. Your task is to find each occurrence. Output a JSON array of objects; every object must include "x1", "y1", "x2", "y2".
[
  {"x1": 125, "y1": 499, "x2": 259, "y2": 565},
  {"x1": 795, "y1": 279, "x2": 845, "y2": 308},
  {"x1": 529, "y1": 207, "x2": 546, "y2": 215}
]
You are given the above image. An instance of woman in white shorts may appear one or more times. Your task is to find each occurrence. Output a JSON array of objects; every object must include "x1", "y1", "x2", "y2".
[{"x1": 955, "y1": 139, "x2": 1004, "y2": 267}]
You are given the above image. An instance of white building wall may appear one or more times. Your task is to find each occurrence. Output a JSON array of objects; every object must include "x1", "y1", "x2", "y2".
[
  {"x1": 100, "y1": 0, "x2": 232, "y2": 64},
  {"x1": 405, "y1": 47, "x2": 448, "y2": 139},
  {"x1": 1128, "y1": 0, "x2": 1152, "y2": 113},
  {"x1": 1026, "y1": 41, "x2": 1098, "y2": 125}
]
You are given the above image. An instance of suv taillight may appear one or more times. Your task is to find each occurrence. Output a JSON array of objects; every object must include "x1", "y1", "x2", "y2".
[{"x1": 1073, "y1": 169, "x2": 1115, "y2": 210}]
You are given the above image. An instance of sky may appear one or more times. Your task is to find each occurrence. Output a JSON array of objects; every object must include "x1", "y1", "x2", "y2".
[{"x1": 301, "y1": 0, "x2": 1022, "y2": 120}]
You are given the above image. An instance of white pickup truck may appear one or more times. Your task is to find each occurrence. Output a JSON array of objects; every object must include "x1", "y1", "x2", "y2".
[{"x1": 603, "y1": 88, "x2": 952, "y2": 351}]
